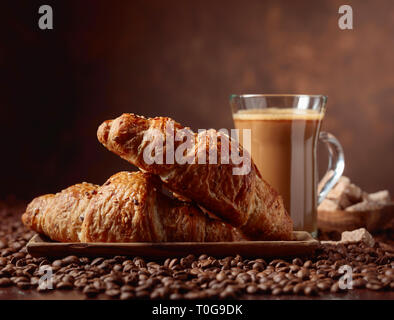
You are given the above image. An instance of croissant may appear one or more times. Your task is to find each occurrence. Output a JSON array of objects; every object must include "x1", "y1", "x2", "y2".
[
  {"x1": 22, "y1": 171, "x2": 245, "y2": 242},
  {"x1": 21, "y1": 182, "x2": 98, "y2": 242},
  {"x1": 97, "y1": 113, "x2": 293, "y2": 240}
]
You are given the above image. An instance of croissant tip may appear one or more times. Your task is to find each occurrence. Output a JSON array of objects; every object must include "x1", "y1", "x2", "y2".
[
  {"x1": 97, "y1": 120, "x2": 112, "y2": 144},
  {"x1": 21, "y1": 212, "x2": 29, "y2": 226}
]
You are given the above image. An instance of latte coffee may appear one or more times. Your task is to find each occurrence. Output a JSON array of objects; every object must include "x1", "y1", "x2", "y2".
[{"x1": 233, "y1": 108, "x2": 324, "y2": 233}]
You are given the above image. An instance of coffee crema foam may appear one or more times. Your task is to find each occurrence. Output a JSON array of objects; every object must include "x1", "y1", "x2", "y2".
[{"x1": 233, "y1": 108, "x2": 324, "y2": 120}]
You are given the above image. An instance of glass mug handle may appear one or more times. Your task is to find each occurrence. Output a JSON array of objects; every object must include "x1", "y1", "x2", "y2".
[{"x1": 318, "y1": 131, "x2": 345, "y2": 205}]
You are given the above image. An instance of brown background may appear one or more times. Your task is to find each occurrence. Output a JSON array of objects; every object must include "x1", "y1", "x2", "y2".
[{"x1": 1, "y1": 0, "x2": 393, "y2": 200}]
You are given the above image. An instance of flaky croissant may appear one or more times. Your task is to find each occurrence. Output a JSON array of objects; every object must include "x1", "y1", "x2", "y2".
[
  {"x1": 22, "y1": 172, "x2": 245, "y2": 242},
  {"x1": 97, "y1": 113, "x2": 293, "y2": 240},
  {"x1": 21, "y1": 182, "x2": 99, "y2": 242}
]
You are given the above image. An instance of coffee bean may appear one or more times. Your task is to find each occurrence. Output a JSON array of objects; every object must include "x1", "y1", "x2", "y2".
[
  {"x1": 23, "y1": 264, "x2": 36, "y2": 275},
  {"x1": 216, "y1": 271, "x2": 226, "y2": 282},
  {"x1": 1, "y1": 265, "x2": 15, "y2": 276},
  {"x1": 219, "y1": 289, "x2": 236, "y2": 299},
  {"x1": 273, "y1": 274, "x2": 284, "y2": 283},
  {"x1": 246, "y1": 284, "x2": 257, "y2": 294},
  {"x1": 56, "y1": 281, "x2": 73, "y2": 290},
  {"x1": 173, "y1": 271, "x2": 188, "y2": 280},
  {"x1": 292, "y1": 258, "x2": 303, "y2": 266},
  {"x1": 10, "y1": 252, "x2": 25, "y2": 264},
  {"x1": 198, "y1": 254, "x2": 208, "y2": 261},
  {"x1": 0, "y1": 240, "x2": 7, "y2": 250},
  {"x1": 179, "y1": 258, "x2": 191, "y2": 269},
  {"x1": 62, "y1": 255, "x2": 79, "y2": 265},
  {"x1": 123, "y1": 274, "x2": 138, "y2": 285},
  {"x1": 105, "y1": 289, "x2": 120, "y2": 297},
  {"x1": 268, "y1": 259, "x2": 284, "y2": 267},
  {"x1": 83, "y1": 285, "x2": 99, "y2": 297},
  {"x1": 0, "y1": 257, "x2": 7, "y2": 267},
  {"x1": 329, "y1": 270, "x2": 342, "y2": 280},
  {"x1": 250, "y1": 262, "x2": 263, "y2": 271},
  {"x1": 366, "y1": 283, "x2": 383, "y2": 291},
  {"x1": 134, "y1": 258, "x2": 146, "y2": 268},
  {"x1": 168, "y1": 258, "x2": 178, "y2": 269},
  {"x1": 279, "y1": 279, "x2": 289, "y2": 287},
  {"x1": 12, "y1": 276, "x2": 29, "y2": 283},
  {"x1": 304, "y1": 286, "x2": 317, "y2": 296},
  {"x1": 384, "y1": 269, "x2": 393, "y2": 277},
  {"x1": 0, "y1": 278, "x2": 12, "y2": 287},
  {"x1": 352, "y1": 279, "x2": 366, "y2": 288},
  {"x1": 105, "y1": 282, "x2": 120, "y2": 291},
  {"x1": 104, "y1": 275, "x2": 123, "y2": 285},
  {"x1": 316, "y1": 269, "x2": 328, "y2": 276},
  {"x1": 310, "y1": 274, "x2": 322, "y2": 282},
  {"x1": 316, "y1": 281, "x2": 330, "y2": 291},
  {"x1": 1, "y1": 248, "x2": 14, "y2": 257},
  {"x1": 52, "y1": 260, "x2": 63, "y2": 268},
  {"x1": 316, "y1": 260, "x2": 328, "y2": 267},
  {"x1": 270, "y1": 283, "x2": 281, "y2": 291},
  {"x1": 182, "y1": 291, "x2": 200, "y2": 299},
  {"x1": 277, "y1": 266, "x2": 290, "y2": 273},
  {"x1": 257, "y1": 283, "x2": 271, "y2": 293},
  {"x1": 17, "y1": 281, "x2": 31, "y2": 289},
  {"x1": 165, "y1": 292, "x2": 181, "y2": 300},
  {"x1": 120, "y1": 292, "x2": 135, "y2": 300},
  {"x1": 153, "y1": 287, "x2": 170, "y2": 299},
  {"x1": 91, "y1": 257, "x2": 104, "y2": 266},
  {"x1": 97, "y1": 262, "x2": 110, "y2": 270},
  {"x1": 380, "y1": 276, "x2": 391, "y2": 285},
  {"x1": 120, "y1": 285, "x2": 134, "y2": 292},
  {"x1": 331, "y1": 253, "x2": 343, "y2": 261},
  {"x1": 138, "y1": 274, "x2": 149, "y2": 282},
  {"x1": 272, "y1": 288, "x2": 282, "y2": 295},
  {"x1": 112, "y1": 264, "x2": 122, "y2": 272},
  {"x1": 39, "y1": 260, "x2": 50, "y2": 268},
  {"x1": 236, "y1": 272, "x2": 251, "y2": 284},
  {"x1": 296, "y1": 268, "x2": 310, "y2": 280},
  {"x1": 363, "y1": 274, "x2": 379, "y2": 282},
  {"x1": 200, "y1": 259, "x2": 212, "y2": 268},
  {"x1": 122, "y1": 264, "x2": 134, "y2": 273},
  {"x1": 282, "y1": 284, "x2": 294, "y2": 294},
  {"x1": 293, "y1": 283, "x2": 305, "y2": 294},
  {"x1": 122, "y1": 259, "x2": 133, "y2": 266},
  {"x1": 78, "y1": 257, "x2": 89, "y2": 264},
  {"x1": 275, "y1": 261, "x2": 288, "y2": 269},
  {"x1": 330, "y1": 282, "x2": 344, "y2": 293},
  {"x1": 10, "y1": 242, "x2": 23, "y2": 251},
  {"x1": 74, "y1": 278, "x2": 88, "y2": 289},
  {"x1": 15, "y1": 259, "x2": 26, "y2": 268},
  {"x1": 91, "y1": 280, "x2": 104, "y2": 291},
  {"x1": 289, "y1": 265, "x2": 300, "y2": 273}
]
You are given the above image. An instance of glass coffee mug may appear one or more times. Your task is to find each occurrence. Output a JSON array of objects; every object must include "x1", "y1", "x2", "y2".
[{"x1": 230, "y1": 94, "x2": 344, "y2": 237}]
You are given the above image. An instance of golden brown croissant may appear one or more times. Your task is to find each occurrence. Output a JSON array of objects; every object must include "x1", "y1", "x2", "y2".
[
  {"x1": 97, "y1": 113, "x2": 293, "y2": 240},
  {"x1": 22, "y1": 172, "x2": 244, "y2": 242},
  {"x1": 21, "y1": 182, "x2": 99, "y2": 242}
]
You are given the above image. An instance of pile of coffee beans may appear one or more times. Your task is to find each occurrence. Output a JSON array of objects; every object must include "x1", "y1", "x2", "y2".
[{"x1": 0, "y1": 203, "x2": 393, "y2": 299}]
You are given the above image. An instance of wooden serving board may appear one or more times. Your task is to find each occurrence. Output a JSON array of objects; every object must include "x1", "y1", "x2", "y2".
[
  {"x1": 27, "y1": 231, "x2": 319, "y2": 259},
  {"x1": 318, "y1": 202, "x2": 394, "y2": 233}
]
